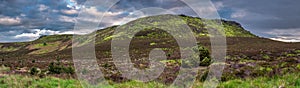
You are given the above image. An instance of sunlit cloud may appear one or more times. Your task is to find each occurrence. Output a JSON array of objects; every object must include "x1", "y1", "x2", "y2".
[{"x1": 0, "y1": 16, "x2": 21, "y2": 25}]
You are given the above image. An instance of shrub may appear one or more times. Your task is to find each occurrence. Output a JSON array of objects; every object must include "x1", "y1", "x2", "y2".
[
  {"x1": 32, "y1": 60, "x2": 35, "y2": 63},
  {"x1": 0, "y1": 65, "x2": 10, "y2": 72},
  {"x1": 48, "y1": 62, "x2": 63, "y2": 74},
  {"x1": 199, "y1": 70, "x2": 209, "y2": 82},
  {"x1": 43, "y1": 42, "x2": 47, "y2": 46},
  {"x1": 63, "y1": 66, "x2": 75, "y2": 74},
  {"x1": 182, "y1": 45, "x2": 211, "y2": 67},
  {"x1": 102, "y1": 63, "x2": 110, "y2": 68},
  {"x1": 296, "y1": 78, "x2": 300, "y2": 86},
  {"x1": 30, "y1": 67, "x2": 41, "y2": 75},
  {"x1": 262, "y1": 54, "x2": 270, "y2": 59},
  {"x1": 297, "y1": 64, "x2": 300, "y2": 70},
  {"x1": 48, "y1": 62, "x2": 75, "y2": 74},
  {"x1": 193, "y1": 45, "x2": 211, "y2": 66},
  {"x1": 200, "y1": 57, "x2": 211, "y2": 66}
]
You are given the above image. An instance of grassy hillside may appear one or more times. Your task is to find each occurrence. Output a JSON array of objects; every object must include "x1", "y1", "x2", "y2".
[
  {"x1": 0, "y1": 14, "x2": 299, "y2": 88},
  {"x1": 0, "y1": 14, "x2": 255, "y2": 54}
]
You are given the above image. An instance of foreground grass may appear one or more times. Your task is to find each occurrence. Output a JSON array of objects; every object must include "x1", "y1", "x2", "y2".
[
  {"x1": 218, "y1": 73, "x2": 300, "y2": 88},
  {"x1": 0, "y1": 73, "x2": 299, "y2": 88},
  {"x1": 0, "y1": 75, "x2": 80, "y2": 88}
]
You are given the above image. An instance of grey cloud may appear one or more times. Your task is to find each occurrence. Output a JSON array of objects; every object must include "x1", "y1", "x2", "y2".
[{"x1": 213, "y1": 0, "x2": 300, "y2": 38}]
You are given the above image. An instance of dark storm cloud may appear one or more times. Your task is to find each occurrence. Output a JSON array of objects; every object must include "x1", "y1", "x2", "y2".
[
  {"x1": 113, "y1": 0, "x2": 185, "y2": 10},
  {"x1": 212, "y1": 0, "x2": 300, "y2": 38},
  {"x1": 0, "y1": 0, "x2": 79, "y2": 42}
]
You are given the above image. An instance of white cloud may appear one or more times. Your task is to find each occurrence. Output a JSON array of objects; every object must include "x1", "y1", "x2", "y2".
[
  {"x1": 59, "y1": 15, "x2": 76, "y2": 23},
  {"x1": 33, "y1": 29, "x2": 60, "y2": 35},
  {"x1": 20, "y1": 13, "x2": 26, "y2": 17},
  {"x1": 231, "y1": 10, "x2": 247, "y2": 18},
  {"x1": 67, "y1": 0, "x2": 82, "y2": 10},
  {"x1": 170, "y1": 6, "x2": 193, "y2": 15},
  {"x1": 77, "y1": 6, "x2": 124, "y2": 24},
  {"x1": 169, "y1": 5, "x2": 219, "y2": 19},
  {"x1": 265, "y1": 29, "x2": 300, "y2": 36},
  {"x1": 214, "y1": 1, "x2": 224, "y2": 9},
  {"x1": 59, "y1": 30, "x2": 93, "y2": 35},
  {"x1": 0, "y1": 16, "x2": 21, "y2": 25},
  {"x1": 52, "y1": 10, "x2": 59, "y2": 13},
  {"x1": 14, "y1": 33, "x2": 40, "y2": 39},
  {"x1": 72, "y1": 7, "x2": 145, "y2": 34},
  {"x1": 13, "y1": 29, "x2": 88, "y2": 41},
  {"x1": 270, "y1": 37, "x2": 300, "y2": 42},
  {"x1": 83, "y1": 7, "x2": 122, "y2": 17},
  {"x1": 61, "y1": 9, "x2": 78, "y2": 15},
  {"x1": 266, "y1": 28, "x2": 300, "y2": 42},
  {"x1": 38, "y1": 4, "x2": 48, "y2": 11},
  {"x1": 14, "y1": 29, "x2": 60, "y2": 39},
  {"x1": 230, "y1": 9, "x2": 280, "y2": 20}
]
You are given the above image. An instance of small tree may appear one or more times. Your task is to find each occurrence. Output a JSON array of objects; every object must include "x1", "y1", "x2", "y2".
[
  {"x1": 30, "y1": 67, "x2": 41, "y2": 75},
  {"x1": 43, "y1": 42, "x2": 47, "y2": 46},
  {"x1": 182, "y1": 45, "x2": 212, "y2": 68},
  {"x1": 193, "y1": 45, "x2": 211, "y2": 66}
]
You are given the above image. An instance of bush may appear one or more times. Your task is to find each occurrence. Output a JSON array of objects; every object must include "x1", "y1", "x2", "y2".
[
  {"x1": 182, "y1": 45, "x2": 211, "y2": 68},
  {"x1": 200, "y1": 57, "x2": 211, "y2": 66},
  {"x1": 63, "y1": 67, "x2": 75, "y2": 74},
  {"x1": 30, "y1": 67, "x2": 41, "y2": 75},
  {"x1": 32, "y1": 60, "x2": 35, "y2": 63},
  {"x1": 48, "y1": 62, "x2": 75, "y2": 74},
  {"x1": 43, "y1": 42, "x2": 47, "y2": 46},
  {"x1": 0, "y1": 65, "x2": 10, "y2": 72},
  {"x1": 193, "y1": 45, "x2": 211, "y2": 66},
  {"x1": 48, "y1": 62, "x2": 63, "y2": 74}
]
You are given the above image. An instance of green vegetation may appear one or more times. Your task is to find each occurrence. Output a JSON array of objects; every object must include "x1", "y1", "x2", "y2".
[
  {"x1": 180, "y1": 14, "x2": 256, "y2": 37},
  {"x1": 0, "y1": 46, "x2": 20, "y2": 52},
  {"x1": 150, "y1": 42, "x2": 157, "y2": 46},
  {"x1": 218, "y1": 73, "x2": 300, "y2": 88},
  {"x1": 0, "y1": 14, "x2": 298, "y2": 88},
  {"x1": 262, "y1": 54, "x2": 270, "y2": 59},
  {"x1": 295, "y1": 50, "x2": 300, "y2": 53},
  {"x1": 0, "y1": 73, "x2": 299, "y2": 88},
  {"x1": 29, "y1": 67, "x2": 41, "y2": 75},
  {"x1": 0, "y1": 75, "x2": 80, "y2": 88},
  {"x1": 109, "y1": 14, "x2": 256, "y2": 41},
  {"x1": 0, "y1": 65, "x2": 10, "y2": 72},
  {"x1": 297, "y1": 64, "x2": 300, "y2": 70},
  {"x1": 194, "y1": 45, "x2": 211, "y2": 66},
  {"x1": 32, "y1": 42, "x2": 59, "y2": 48},
  {"x1": 0, "y1": 14, "x2": 256, "y2": 54},
  {"x1": 28, "y1": 41, "x2": 61, "y2": 54},
  {"x1": 48, "y1": 61, "x2": 75, "y2": 74},
  {"x1": 222, "y1": 23, "x2": 255, "y2": 37},
  {"x1": 34, "y1": 35, "x2": 72, "y2": 43}
]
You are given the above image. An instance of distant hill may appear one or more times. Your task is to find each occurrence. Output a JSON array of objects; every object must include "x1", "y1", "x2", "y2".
[{"x1": 0, "y1": 14, "x2": 256, "y2": 54}]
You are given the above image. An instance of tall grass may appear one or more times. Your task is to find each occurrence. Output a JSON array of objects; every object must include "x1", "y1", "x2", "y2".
[
  {"x1": 0, "y1": 75, "x2": 80, "y2": 88},
  {"x1": 218, "y1": 73, "x2": 300, "y2": 88},
  {"x1": 0, "y1": 73, "x2": 299, "y2": 88}
]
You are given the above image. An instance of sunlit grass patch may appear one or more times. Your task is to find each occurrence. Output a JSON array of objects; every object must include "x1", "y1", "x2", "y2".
[
  {"x1": 218, "y1": 73, "x2": 300, "y2": 88},
  {"x1": 0, "y1": 73, "x2": 299, "y2": 88}
]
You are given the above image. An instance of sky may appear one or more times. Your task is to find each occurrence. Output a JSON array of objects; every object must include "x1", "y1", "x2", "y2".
[{"x1": 0, "y1": 0, "x2": 299, "y2": 42}]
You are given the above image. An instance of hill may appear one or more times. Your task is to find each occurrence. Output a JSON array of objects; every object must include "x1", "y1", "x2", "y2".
[
  {"x1": 0, "y1": 14, "x2": 299, "y2": 86},
  {"x1": 0, "y1": 14, "x2": 255, "y2": 54}
]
